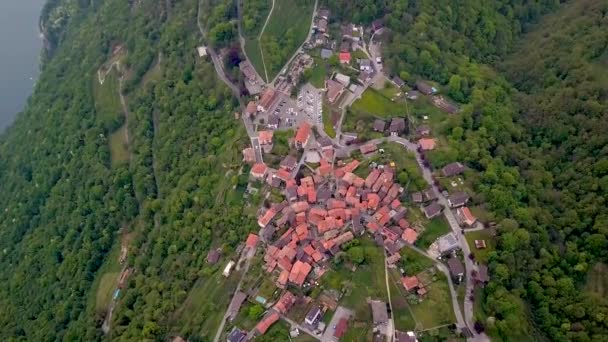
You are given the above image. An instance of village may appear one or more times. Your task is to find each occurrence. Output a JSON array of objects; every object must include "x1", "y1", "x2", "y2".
[{"x1": 195, "y1": 6, "x2": 495, "y2": 342}]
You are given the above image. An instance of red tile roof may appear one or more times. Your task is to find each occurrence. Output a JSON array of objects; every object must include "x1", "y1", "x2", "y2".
[
  {"x1": 334, "y1": 317, "x2": 349, "y2": 338},
  {"x1": 258, "y1": 208, "x2": 277, "y2": 227},
  {"x1": 259, "y1": 88, "x2": 277, "y2": 110},
  {"x1": 246, "y1": 233, "x2": 259, "y2": 248},
  {"x1": 251, "y1": 163, "x2": 268, "y2": 178},
  {"x1": 367, "y1": 193, "x2": 380, "y2": 210},
  {"x1": 246, "y1": 101, "x2": 258, "y2": 115},
  {"x1": 289, "y1": 261, "x2": 312, "y2": 286},
  {"x1": 419, "y1": 138, "x2": 437, "y2": 151},
  {"x1": 291, "y1": 201, "x2": 310, "y2": 213},
  {"x1": 258, "y1": 130, "x2": 274, "y2": 145},
  {"x1": 277, "y1": 270, "x2": 289, "y2": 288},
  {"x1": 360, "y1": 143, "x2": 377, "y2": 155},
  {"x1": 327, "y1": 199, "x2": 347, "y2": 210},
  {"x1": 310, "y1": 208, "x2": 328, "y2": 217},
  {"x1": 276, "y1": 168, "x2": 291, "y2": 182},
  {"x1": 458, "y1": 207, "x2": 477, "y2": 226},
  {"x1": 402, "y1": 228, "x2": 418, "y2": 244},
  {"x1": 256, "y1": 312, "x2": 280, "y2": 334},
  {"x1": 339, "y1": 52, "x2": 351, "y2": 63},
  {"x1": 274, "y1": 291, "x2": 296, "y2": 314},
  {"x1": 242, "y1": 147, "x2": 255, "y2": 163},
  {"x1": 402, "y1": 276, "x2": 419, "y2": 291},
  {"x1": 365, "y1": 169, "x2": 381, "y2": 188},
  {"x1": 398, "y1": 219, "x2": 410, "y2": 229},
  {"x1": 295, "y1": 122, "x2": 311, "y2": 145}
]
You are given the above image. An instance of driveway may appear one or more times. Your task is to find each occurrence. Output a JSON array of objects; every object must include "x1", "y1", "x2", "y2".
[{"x1": 321, "y1": 306, "x2": 353, "y2": 342}]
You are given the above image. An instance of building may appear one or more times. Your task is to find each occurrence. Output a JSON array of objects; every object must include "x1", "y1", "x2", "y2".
[
  {"x1": 246, "y1": 233, "x2": 259, "y2": 250},
  {"x1": 360, "y1": 143, "x2": 378, "y2": 156},
  {"x1": 251, "y1": 163, "x2": 268, "y2": 179},
  {"x1": 371, "y1": 18, "x2": 384, "y2": 32},
  {"x1": 258, "y1": 88, "x2": 278, "y2": 112},
  {"x1": 242, "y1": 147, "x2": 255, "y2": 163},
  {"x1": 438, "y1": 232, "x2": 460, "y2": 255},
  {"x1": 340, "y1": 40, "x2": 351, "y2": 53},
  {"x1": 227, "y1": 328, "x2": 246, "y2": 342},
  {"x1": 223, "y1": 260, "x2": 235, "y2": 277},
  {"x1": 267, "y1": 114, "x2": 280, "y2": 129},
  {"x1": 441, "y1": 162, "x2": 465, "y2": 177},
  {"x1": 392, "y1": 76, "x2": 405, "y2": 88},
  {"x1": 447, "y1": 191, "x2": 470, "y2": 208},
  {"x1": 389, "y1": 118, "x2": 406, "y2": 136},
  {"x1": 246, "y1": 101, "x2": 258, "y2": 116},
  {"x1": 274, "y1": 291, "x2": 296, "y2": 314},
  {"x1": 406, "y1": 90, "x2": 420, "y2": 100},
  {"x1": 416, "y1": 125, "x2": 430, "y2": 136},
  {"x1": 207, "y1": 248, "x2": 221, "y2": 264},
  {"x1": 289, "y1": 260, "x2": 312, "y2": 286},
  {"x1": 475, "y1": 239, "x2": 487, "y2": 249},
  {"x1": 422, "y1": 202, "x2": 442, "y2": 219},
  {"x1": 418, "y1": 138, "x2": 437, "y2": 151},
  {"x1": 258, "y1": 130, "x2": 274, "y2": 145},
  {"x1": 411, "y1": 192, "x2": 423, "y2": 203},
  {"x1": 280, "y1": 155, "x2": 298, "y2": 171},
  {"x1": 294, "y1": 122, "x2": 312, "y2": 149},
  {"x1": 447, "y1": 257, "x2": 465, "y2": 282},
  {"x1": 239, "y1": 61, "x2": 258, "y2": 83},
  {"x1": 256, "y1": 312, "x2": 280, "y2": 335},
  {"x1": 339, "y1": 52, "x2": 351, "y2": 64},
  {"x1": 415, "y1": 80, "x2": 437, "y2": 95},
  {"x1": 197, "y1": 46, "x2": 208, "y2": 57},
  {"x1": 359, "y1": 59, "x2": 372, "y2": 72},
  {"x1": 373, "y1": 119, "x2": 386, "y2": 132},
  {"x1": 395, "y1": 330, "x2": 418, "y2": 342},
  {"x1": 402, "y1": 228, "x2": 418, "y2": 244},
  {"x1": 318, "y1": 18, "x2": 328, "y2": 33},
  {"x1": 326, "y1": 79, "x2": 345, "y2": 104},
  {"x1": 370, "y1": 300, "x2": 389, "y2": 330},
  {"x1": 334, "y1": 317, "x2": 349, "y2": 340},
  {"x1": 304, "y1": 305, "x2": 322, "y2": 325},
  {"x1": 401, "y1": 276, "x2": 419, "y2": 292},
  {"x1": 321, "y1": 48, "x2": 333, "y2": 59},
  {"x1": 227, "y1": 291, "x2": 247, "y2": 321},
  {"x1": 457, "y1": 207, "x2": 477, "y2": 227},
  {"x1": 335, "y1": 73, "x2": 350, "y2": 87},
  {"x1": 318, "y1": 8, "x2": 330, "y2": 20}
]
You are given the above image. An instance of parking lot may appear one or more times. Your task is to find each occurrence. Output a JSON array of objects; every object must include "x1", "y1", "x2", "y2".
[{"x1": 298, "y1": 83, "x2": 323, "y2": 126}]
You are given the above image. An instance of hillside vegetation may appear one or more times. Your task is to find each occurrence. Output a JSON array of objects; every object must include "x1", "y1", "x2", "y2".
[{"x1": 323, "y1": 0, "x2": 608, "y2": 340}]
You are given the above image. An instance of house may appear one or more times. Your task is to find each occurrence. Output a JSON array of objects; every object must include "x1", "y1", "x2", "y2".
[
  {"x1": 422, "y1": 202, "x2": 442, "y2": 219},
  {"x1": 289, "y1": 260, "x2": 312, "y2": 286},
  {"x1": 197, "y1": 46, "x2": 208, "y2": 58},
  {"x1": 392, "y1": 76, "x2": 405, "y2": 88},
  {"x1": 326, "y1": 79, "x2": 345, "y2": 104},
  {"x1": 402, "y1": 228, "x2": 418, "y2": 244},
  {"x1": 304, "y1": 305, "x2": 322, "y2": 325},
  {"x1": 389, "y1": 118, "x2": 406, "y2": 136},
  {"x1": 457, "y1": 207, "x2": 477, "y2": 227},
  {"x1": 438, "y1": 232, "x2": 460, "y2": 255},
  {"x1": 242, "y1": 147, "x2": 255, "y2": 163},
  {"x1": 258, "y1": 88, "x2": 278, "y2": 112},
  {"x1": 274, "y1": 291, "x2": 296, "y2": 314},
  {"x1": 442, "y1": 162, "x2": 465, "y2": 177},
  {"x1": 267, "y1": 114, "x2": 280, "y2": 129},
  {"x1": 207, "y1": 248, "x2": 221, "y2": 264},
  {"x1": 401, "y1": 276, "x2": 419, "y2": 292},
  {"x1": 256, "y1": 312, "x2": 280, "y2": 335},
  {"x1": 251, "y1": 163, "x2": 268, "y2": 179},
  {"x1": 318, "y1": 8, "x2": 330, "y2": 20},
  {"x1": 475, "y1": 239, "x2": 487, "y2": 249},
  {"x1": 246, "y1": 233, "x2": 259, "y2": 249},
  {"x1": 447, "y1": 191, "x2": 470, "y2": 208},
  {"x1": 415, "y1": 80, "x2": 437, "y2": 95},
  {"x1": 418, "y1": 138, "x2": 436, "y2": 151},
  {"x1": 387, "y1": 253, "x2": 401, "y2": 265},
  {"x1": 339, "y1": 52, "x2": 351, "y2": 64},
  {"x1": 227, "y1": 328, "x2": 247, "y2": 342},
  {"x1": 416, "y1": 125, "x2": 430, "y2": 136},
  {"x1": 246, "y1": 101, "x2": 258, "y2": 116},
  {"x1": 239, "y1": 61, "x2": 258, "y2": 83},
  {"x1": 373, "y1": 119, "x2": 386, "y2": 132},
  {"x1": 318, "y1": 19, "x2": 328, "y2": 33},
  {"x1": 295, "y1": 122, "x2": 312, "y2": 148},
  {"x1": 317, "y1": 136, "x2": 333, "y2": 151},
  {"x1": 411, "y1": 192, "x2": 423, "y2": 203},
  {"x1": 339, "y1": 40, "x2": 351, "y2": 53},
  {"x1": 360, "y1": 143, "x2": 378, "y2": 156},
  {"x1": 335, "y1": 73, "x2": 350, "y2": 87},
  {"x1": 370, "y1": 300, "x2": 389, "y2": 329},
  {"x1": 227, "y1": 291, "x2": 247, "y2": 321},
  {"x1": 371, "y1": 18, "x2": 384, "y2": 32},
  {"x1": 406, "y1": 90, "x2": 420, "y2": 100},
  {"x1": 223, "y1": 260, "x2": 235, "y2": 277},
  {"x1": 258, "y1": 130, "x2": 274, "y2": 145},
  {"x1": 359, "y1": 59, "x2": 372, "y2": 72},
  {"x1": 334, "y1": 317, "x2": 349, "y2": 340},
  {"x1": 422, "y1": 188, "x2": 436, "y2": 202},
  {"x1": 321, "y1": 48, "x2": 333, "y2": 59},
  {"x1": 447, "y1": 257, "x2": 465, "y2": 282},
  {"x1": 280, "y1": 155, "x2": 298, "y2": 171}
]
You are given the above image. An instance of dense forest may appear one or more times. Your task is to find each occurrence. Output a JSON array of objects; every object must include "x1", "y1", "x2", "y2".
[
  {"x1": 0, "y1": 0, "x2": 606, "y2": 341},
  {"x1": 321, "y1": 0, "x2": 608, "y2": 340}
]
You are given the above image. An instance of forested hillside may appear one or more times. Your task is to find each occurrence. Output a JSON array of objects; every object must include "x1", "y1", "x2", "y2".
[
  {"x1": 0, "y1": 0, "x2": 254, "y2": 340},
  {"x1": 323, "y1": 0, "x2": 608, "y2": 340}
]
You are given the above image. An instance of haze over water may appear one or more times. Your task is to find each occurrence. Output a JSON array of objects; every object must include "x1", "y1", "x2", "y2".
[{"x1": 0, "y1": 0, "x2": 46, "y2": 132}]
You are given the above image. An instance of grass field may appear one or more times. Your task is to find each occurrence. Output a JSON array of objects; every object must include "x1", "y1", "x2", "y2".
[
  {"x1": 93, "y1": 69, "x2": 123, "y2": 129},
  {"x1": 320, "y1": 238, "x2": 387, "y2": 321},
  {"x1": 417, "y1": 217, "x2": 452, "y2": 249},
  {"x1": 388, "y1": 270, "x2": 417, "y2": 331},
  {"x1": 409, "y1": 273, "x2": 456, "y2": 329},
  {"x1": 244, "y1": 37, "x2": 266, "y2": 82},
  {"x1": 96, "y1": 272, "x2": 119, "y2": 311},
  {"x1": 171, "y1": 267, "x2": 241, "y2": 339},
  {"x1": 351, "y1": 88, "x2": 405, "y2": 118},
  {"x1": 309, "y1": 60, "x2": 327, "y2": 88},
  {"x1": 260, "y1": 0, "x2": 315, "y2": 80},
  {"x1": 465, "y1": 230, "x2": 496, "y2": 263},
  {"x1": 109, "y1": 125, "x2": 129, "y2": 166},
  {"x1": 322, "y1": 102, "x2": 336, "y2": 138},
  {"x1": 400, "y1": 247, "x2": 435, "y2": 275},
  {"x1": 89, "y1": 234, "x2": 123, "y2": 314},
  {"x1": 585, "y1": 262, "x2": 608, "y2": 297}
]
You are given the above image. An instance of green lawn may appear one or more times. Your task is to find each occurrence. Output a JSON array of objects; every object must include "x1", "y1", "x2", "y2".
[
  {"x1": 465, "y1": 230, "x2": 496, "y2": 263},
  {"x1": 409, "y1": 273, "x2": 456, "y2": 329},
  {"x1": 260, "y1": 0, "x2": 315, "y2": 80},
  {"x1": 96, "y1": 272, "x2": 119, "y2": 312},
  {"x1": 416, "y1": 217, "x2": 452, "y2": 249},
  {"x1": 351, "y1": 88, "x2": 405, "y2": 118},
  {"x1": 93, "y1": 69, "x2": 123, "y2": 130},
  {"x1": 309, "y1": 60, "x2": 327, "y2": 88},
  {"x1": 320, "y1": 238, "x2": 387, "y2": 321},
  {"x1": 400, "y1": 247, "x2": 435, "y2": 275},
  {"x1": 388, "y1": 270, "x2": 417, "y2": 331},
  {"x1": 109, "y1": 125, "x2": 129, "y2": 167},
  {"x1": 341, "y1": 324, "x2": 372, "y2": 342},
  {"x1": 88, "y1": 234, "x2": 124, "y2": 314},
  {"x1": 244, "y1": 38, "x2": 266, "y2": 82},
  {"x1": 322, "y1": 102, "x2": 336, "y2": 138}
]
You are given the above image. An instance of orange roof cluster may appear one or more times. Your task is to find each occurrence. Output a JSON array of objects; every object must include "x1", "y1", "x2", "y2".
[
  {"x1": 274, "y1": 291, "x2": 296, "y2": 314},
  {"x1": 295, "y1": 122, "x2": 311, "y2": 146},
  {"x1": 256, "y1": 312, "x2": 280, "y2": 334},
  {"x1": 289, "y1": 261, "x2": 313, "y2": 286},
  {"x1": 251, "y1": 163, "x2": 268, "y2": 178}
]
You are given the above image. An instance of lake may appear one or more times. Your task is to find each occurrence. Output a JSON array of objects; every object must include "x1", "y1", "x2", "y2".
[{"x1": 0, "y1": 0, "x2": 46, "y2": 132}]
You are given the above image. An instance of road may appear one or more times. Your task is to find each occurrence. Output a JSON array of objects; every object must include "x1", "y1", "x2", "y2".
[
  {"x1": 270, "y1": 0, "x2": 319, "y2": 86},
  {"x1": 384, "y1": 251, "x2": 395, "y2": 342}
]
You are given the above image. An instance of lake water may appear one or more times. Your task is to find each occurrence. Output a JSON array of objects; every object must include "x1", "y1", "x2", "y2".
[{"x1": 0, "y1": 0, "x2": 46, "y2": 132}]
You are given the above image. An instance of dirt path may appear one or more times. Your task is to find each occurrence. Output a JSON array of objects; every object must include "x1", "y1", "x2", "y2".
[
  {"x1": 384, "y1": 250, "x2": 395, "y2": 342},
  {"x1": 257, "y1": 0, "x2": 275, "y2": 82}
]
